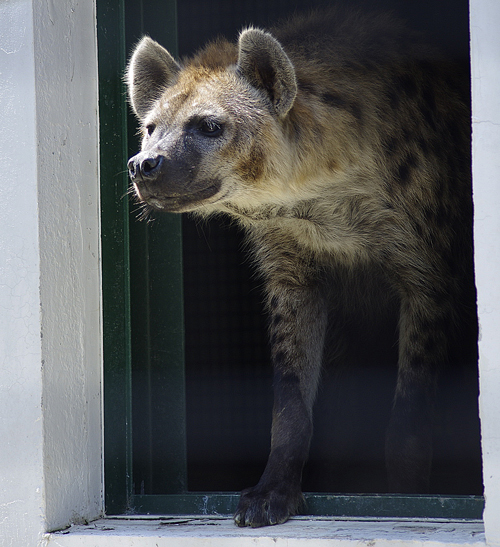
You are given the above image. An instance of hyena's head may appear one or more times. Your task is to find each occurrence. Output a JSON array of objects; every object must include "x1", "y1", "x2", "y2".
[{"x1": 126, "y1": 30, "x2": 297, "y2": 214}]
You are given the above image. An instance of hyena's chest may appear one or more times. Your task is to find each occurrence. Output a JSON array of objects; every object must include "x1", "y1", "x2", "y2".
[{"x1": 232, "y1": 196, "x2": 389, "y2": 267}]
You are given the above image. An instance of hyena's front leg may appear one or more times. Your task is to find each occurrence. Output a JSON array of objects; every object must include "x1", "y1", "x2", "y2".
[
  {"x1": 385, "y1": 294, "x2": 448, "y2": 493},
  {"x1": 234, "y1": 286, "x2": 328, "y2": 527}
]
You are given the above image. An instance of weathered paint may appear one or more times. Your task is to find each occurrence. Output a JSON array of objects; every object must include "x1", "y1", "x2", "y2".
[{"x1": 48, "y1": 516, "x2": 485, "y2": 547}]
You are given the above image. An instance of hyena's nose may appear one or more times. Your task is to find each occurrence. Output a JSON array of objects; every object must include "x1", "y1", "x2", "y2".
[{"x1": 128, "y1": 153, "x2": 163, "y2": 180}]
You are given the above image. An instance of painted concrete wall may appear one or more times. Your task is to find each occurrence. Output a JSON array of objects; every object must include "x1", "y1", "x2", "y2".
[
  {"x1": 0, "y1": 0, "x2": 102, "y2": 545},
  {"x1": 470, "y1": 0, "x2": 500, "y2": 545},
  {"x1": 0, "y1": 1, "x2": 45, "y2": 545},
  {"x1": 34, "y1": 0, "x2": 103, "y2": 532}
]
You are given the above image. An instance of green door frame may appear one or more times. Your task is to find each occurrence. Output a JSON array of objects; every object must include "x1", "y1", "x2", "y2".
[
  {"x1": 97, "y1": 0, "x2": 483, "y2": 520},
  {"x1": 98, "y1": 0, "x2": 133, "y2": 515}
]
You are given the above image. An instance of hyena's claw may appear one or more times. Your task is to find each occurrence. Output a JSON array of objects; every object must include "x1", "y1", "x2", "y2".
[{"x1": 234, "y1": 486, "x2": 303, "y2": 527}]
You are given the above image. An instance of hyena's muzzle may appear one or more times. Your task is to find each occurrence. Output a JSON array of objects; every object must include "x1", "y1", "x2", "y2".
[{"x1": 127, "y1": 149, "x2": 221, "y2": 212}]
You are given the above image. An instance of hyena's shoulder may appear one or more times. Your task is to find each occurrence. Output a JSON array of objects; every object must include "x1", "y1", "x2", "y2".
[
  {"x1": 272, "y1": 8, "x2": 411, "y2": 60},
  {"x1": 273, "y1": 8, "x2": 468, "y2": 140},
  {"x1": 278, "y1": 9, "x2": 470, "y2": 214}
]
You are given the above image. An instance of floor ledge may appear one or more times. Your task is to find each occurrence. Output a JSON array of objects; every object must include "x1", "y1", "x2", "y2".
[{"x1": 46, "y1": 515, "x2": 485, "y2": 546}]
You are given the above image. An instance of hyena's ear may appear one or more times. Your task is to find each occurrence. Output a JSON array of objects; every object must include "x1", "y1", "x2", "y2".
[
  {"x1": 237, "y1": 28, "x2": 297, "y2": 118},
  {"x1": 126, "y1": 36, "x2": 181, "y2": 120}
]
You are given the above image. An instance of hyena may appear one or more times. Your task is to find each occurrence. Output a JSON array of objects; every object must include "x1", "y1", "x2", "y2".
[{"x1": 126, "y1": 7, "x2": 477, "y2": 527}]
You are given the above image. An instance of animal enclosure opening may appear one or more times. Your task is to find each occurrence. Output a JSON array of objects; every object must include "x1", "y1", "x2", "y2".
[{"x1": 127, "y1": 0, "x2": 482, "y2": 502}]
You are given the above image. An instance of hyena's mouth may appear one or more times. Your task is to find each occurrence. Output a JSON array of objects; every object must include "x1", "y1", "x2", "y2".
[{"x1": 133, "y1": 180, "x2": 222, "y2": 213}]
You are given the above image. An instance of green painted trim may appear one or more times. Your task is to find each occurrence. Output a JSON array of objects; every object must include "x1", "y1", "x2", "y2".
[
  {"x1": 131, "y1": 493, "x2": 484, "y2": 520},
  {"x1": 125, "y1": 0, "x2": 185, "y2": 496},
  {"x1": 304, "y1": 493, "x2": 484, "y2": 520},
  {"x1": 130, "y1": 214, "x2": 187, "y2": 494},
  {"x1": 133, "y1": 493, "x2": 240, "y2": 516},
  {"x1": 97, "y1": 0, "x2": 133, "y2": 515}
]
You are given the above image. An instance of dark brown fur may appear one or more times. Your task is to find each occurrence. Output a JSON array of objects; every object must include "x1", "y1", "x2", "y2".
[{"x1": 126, "y1": 7, "x2": 477, "y2": 527}]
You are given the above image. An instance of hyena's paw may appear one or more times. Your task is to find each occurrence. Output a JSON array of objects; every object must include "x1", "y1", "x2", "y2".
[{"x1": 234, "y1": 485, "x2": 304, "y2": 527}]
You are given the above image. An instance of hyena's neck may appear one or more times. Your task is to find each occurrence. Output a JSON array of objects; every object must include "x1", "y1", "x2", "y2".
[
  {"x1": 222, "y1": 201, "x2": 303, "y2": 222},
  {"x1": 218, "y1": 196, "x2": 379, "y2": 265}
]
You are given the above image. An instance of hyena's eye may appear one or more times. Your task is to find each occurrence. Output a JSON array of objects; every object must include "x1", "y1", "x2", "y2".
[
  {"x1": 197, "y1": 119, "x2": 223, "y2": 138},
  {"x1": 145, "y1": 123, "x2": 156, "y2": 136}
]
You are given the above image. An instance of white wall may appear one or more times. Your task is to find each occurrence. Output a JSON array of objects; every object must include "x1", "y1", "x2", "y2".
[
  {"x1": 34, "y1": 0, "x2": 103, "y2": 532},
  {"x1": 0, "y1": 0, "x2": 102, "y2": 545},
  {"x1": 470, "y1": 0, "x2": 500, "y2": 545},
  {"x1": 0, "y1": 1, "x2": 45, "y2": 544}
]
